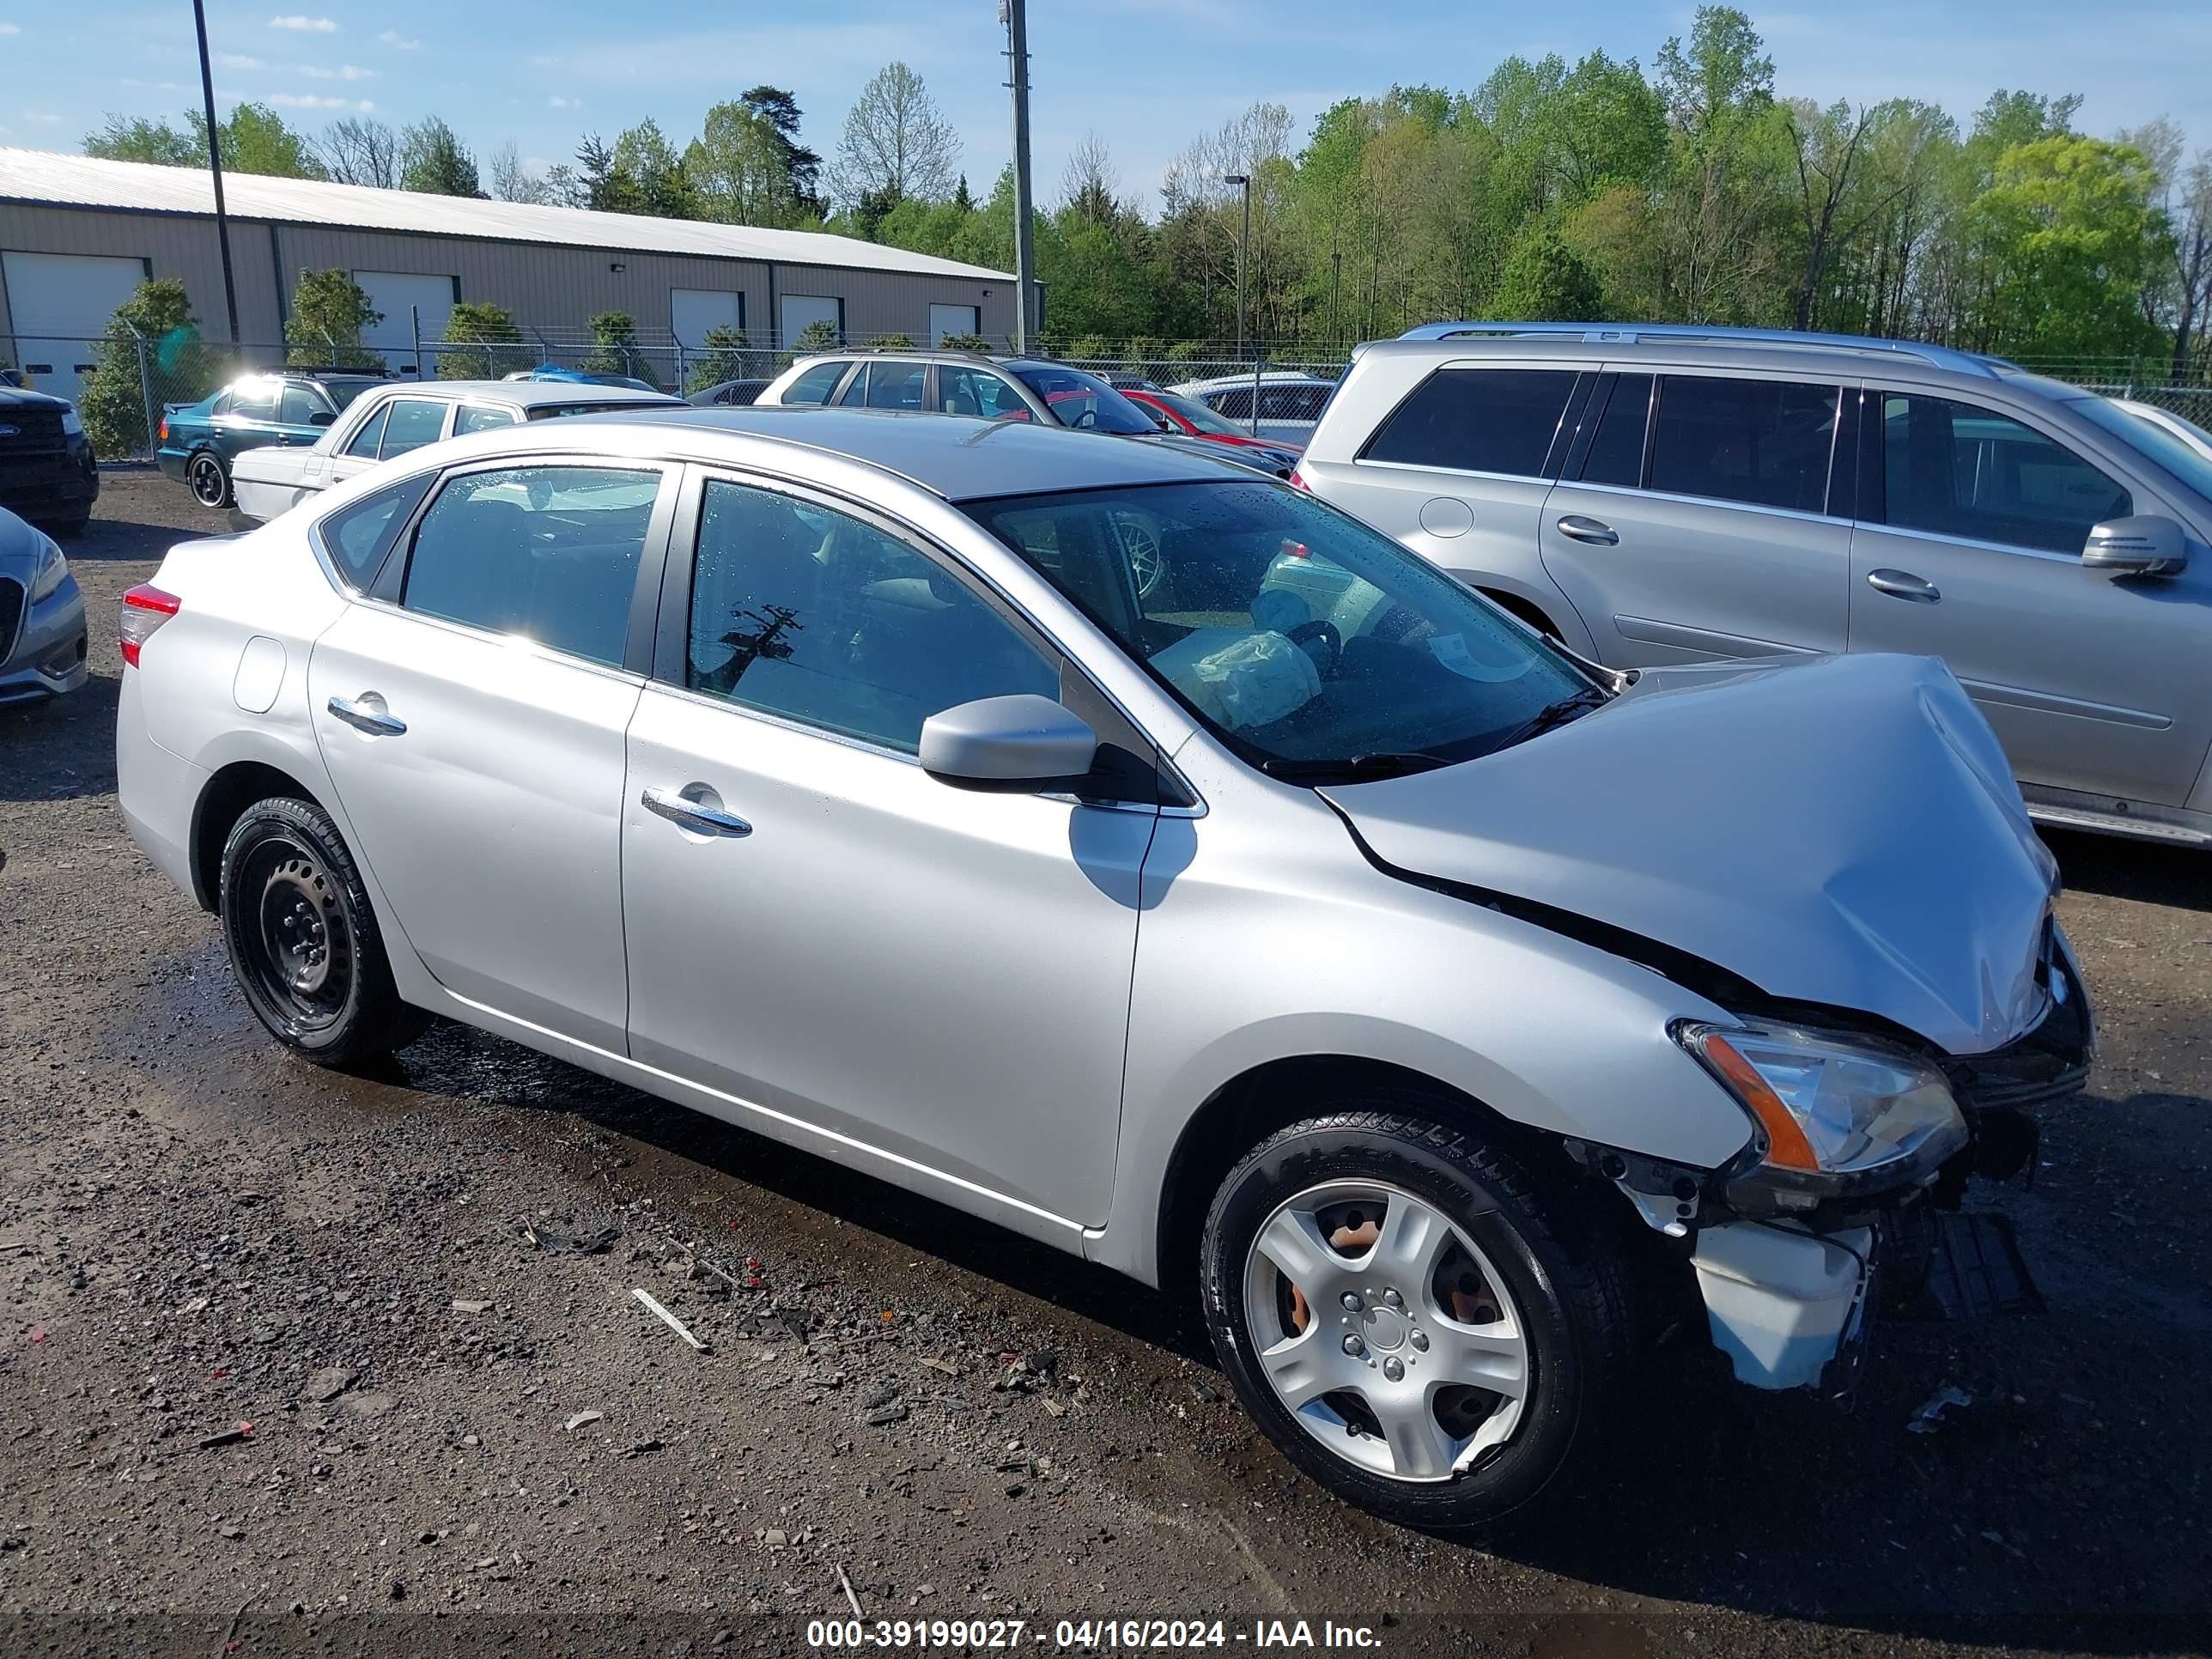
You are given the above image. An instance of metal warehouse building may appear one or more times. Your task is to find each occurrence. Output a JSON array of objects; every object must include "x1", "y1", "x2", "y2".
[{"x1": 0, "y1": 148, "x2": 1017, "y2": 402}]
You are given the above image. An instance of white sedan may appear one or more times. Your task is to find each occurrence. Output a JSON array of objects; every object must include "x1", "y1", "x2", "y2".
[{"x1": 228, "y1": 379, "x2": 681, "y2": 524}]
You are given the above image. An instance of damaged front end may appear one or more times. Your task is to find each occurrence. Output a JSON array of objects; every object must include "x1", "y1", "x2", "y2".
[{"x1": 1575, "y1": 926, "x2": 2094, "y2": 1398}]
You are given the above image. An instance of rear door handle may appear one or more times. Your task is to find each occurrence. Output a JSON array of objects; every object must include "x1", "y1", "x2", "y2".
[
  {"x1": 1866, "y1": 568, "x2": 1942, "y2": 604},
  {"x1": 1556, "y1": 514, "x2": 1620, "y2": 546},
  {"x1": 325, "y1": 695, "x2": 406, "y2": 736},
  {"x1": 641, "y1": 786, "x2": 752, "y2": 839}
]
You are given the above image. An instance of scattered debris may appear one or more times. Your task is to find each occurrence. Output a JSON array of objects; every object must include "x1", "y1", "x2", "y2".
[
  {"x1": 27, "y1": 1328, "x2": 45, "y2": 1345},
  {"x1": 523, "y1": 1224, "x2": 617, "y2": 1255},
  {"x1": 302, "y1": 1366, "x2": 356, "y2": 1404},
  {"x1": 919, "y1": 1355, "x2": 961, "y2": 1377},
  {"x1": 564, "y1": 1410, "x2": 604, "y2": 1433},
  {"x1": 450, "y1": 1298, "x2": 494, "y2": 1316},
  {"x1": 835, "y1": 1562, "x2": 865, "y2": 1620},
  {"x1": 198, "y1": 1423, "x2": 255, "y2": 1449},
  {"x1": 620, "y1": 1438, "x2": 665, "y2": 1458},
  {"x1": 1041, "y1": 1398, "x2": 1066, "y2": 1419},
  {"x1": 176, "y1": 1296, "x2": 209, "y2": 1316},
  {"x1": 216, "y1": 1522, "x2": 244, "y2": 1540},
  {"x1": 632, "y1": 1287, "x2": 708, "y2": 1352},
  {"x1": 1190, "y1": 1379, "x2": 1221, "y2": 1404},
  {"x1": 1906, "y1": 1382, "x2": 1973, "y2": 1435},
  {"x1": 762, "y1": 1528, "x2": 790, "y2": 1548},
  {"x1": 863, "y1": 1402, "x2": 908, "y2": 1427}
]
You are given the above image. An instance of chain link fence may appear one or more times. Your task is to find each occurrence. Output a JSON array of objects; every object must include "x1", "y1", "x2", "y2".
[{"x1": 9, "y1": 322, "x2": 2211, "y2": 460}]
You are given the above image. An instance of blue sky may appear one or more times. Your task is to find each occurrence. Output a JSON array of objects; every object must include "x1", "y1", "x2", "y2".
[{"x1": 3, "y1": 1, "x2": 2207, "y2": 205}]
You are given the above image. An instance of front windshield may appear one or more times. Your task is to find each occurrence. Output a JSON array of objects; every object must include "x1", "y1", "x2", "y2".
[
  {"x1": 1152, "y1": 390, "x2": 1246, "y2": 438},
  {"x1": 2072, "y1": 395, "x2": 2212, "y2": 500},
  {"x1": 964, "y1": 481, "x2": 1594, "y2": 777},
  {"x1": 1011, "y1": 366, "x2": 1160, "y2": 434}
]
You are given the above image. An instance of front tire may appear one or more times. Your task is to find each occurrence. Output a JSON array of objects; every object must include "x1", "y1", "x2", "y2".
[
  {"x1": 218, "y1": 797, "x2": 423, "y2": 1066},
  {"x1": 188, "y1": 450, "x2": 232, "y2": 508},
  {"x1": 1200, "y1": 1106, "x2": 1629, "y2": 1533}
]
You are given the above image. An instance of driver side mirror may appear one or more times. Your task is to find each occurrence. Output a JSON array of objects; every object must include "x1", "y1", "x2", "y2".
[
  {"x1": 920, "y1": 695, "x2": 1098, "y2": 792},
  {"x1": 309, "y1": 410, "x2": 336, "y2": 427},
  {"x1": 2083, "y1": 514, "x2": 2187, "y2": 577}
]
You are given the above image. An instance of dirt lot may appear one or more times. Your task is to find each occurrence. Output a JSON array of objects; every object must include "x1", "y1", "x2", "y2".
[{"x1": 1, "y1": 470, "x2": 2207, "y2": 1658}]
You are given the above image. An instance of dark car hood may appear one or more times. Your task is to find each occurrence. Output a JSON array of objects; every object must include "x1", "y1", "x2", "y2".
[
  {"x1": 0, "y1": 385, "x2": 72, "y2": 410},
  {"x1": 1319, "y1": 653, "x2": 2058, "y2": 1056}
]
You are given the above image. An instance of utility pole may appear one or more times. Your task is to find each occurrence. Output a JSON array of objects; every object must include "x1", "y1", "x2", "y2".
[
  {"x1": 1001, "y1": 0, "x2": 1036, "y2": 353},
  {"x1": 1224, "y1": 173, "x2": 1251, "y2": 359},
  {"x1": 191, "y1": 0, "x2": 241, "y2": 346}
]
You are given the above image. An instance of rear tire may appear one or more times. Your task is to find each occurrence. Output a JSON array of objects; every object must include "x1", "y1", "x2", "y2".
[
  {"x1": 218, "y1": 797, "x2": 425, "y2": 1066},
  {"x1": 188, "y1": 450, "x2": 232, "y2": 509},
  {"x1": 1200, "y1": 1103, "x2": 1629, "y2": 1534}
]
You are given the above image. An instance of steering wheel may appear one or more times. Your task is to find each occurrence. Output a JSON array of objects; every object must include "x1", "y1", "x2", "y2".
[{"x1": 1286, "y1": 618, "x2": 1342, "y2": 678}]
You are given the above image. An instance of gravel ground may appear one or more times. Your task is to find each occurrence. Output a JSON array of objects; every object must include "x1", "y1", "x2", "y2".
[{"x1": 1, "y1": 470, "x2": 2207, "y2": 1657}]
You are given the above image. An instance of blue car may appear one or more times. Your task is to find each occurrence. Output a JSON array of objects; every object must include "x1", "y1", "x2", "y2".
[
  {"x1": 503, "y1": 365, "x2": 665, "y2": 393},
  {"x1": 156, "y1": 371, "x2": 384, "y2": 508}
]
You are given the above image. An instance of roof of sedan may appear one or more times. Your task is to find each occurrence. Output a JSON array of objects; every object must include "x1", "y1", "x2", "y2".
[
  {"x1": 583, "y1": 406, "x2": 1254, "y2": 501},
  {"x1": 372, "y1": 380, "x2": 682, "y2": 409}
]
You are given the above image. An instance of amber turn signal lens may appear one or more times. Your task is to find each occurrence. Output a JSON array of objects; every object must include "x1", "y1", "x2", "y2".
[{"x1": 1701, "y1": 1033, "x2": 1822, "y2": 1172}]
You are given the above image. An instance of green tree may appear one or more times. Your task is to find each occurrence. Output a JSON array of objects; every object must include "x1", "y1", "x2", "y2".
[
  {"x1": 581, "y1": 310, "x2": 663, "y2": 386},
  {"x1": 869, "y1": 332, "x2": 915, "y2": 350},
  {"x1": 437, "y1": 301, "x2": 528, "y2": 379},
  {"x1": 1492, "y1": 226, "x2": 1605, "y2": 319},
  {"x1": 792, "y1": 318, "x2": 842, "y2": 361},
  {"x1": 1972, "y1": 136, "x2": 2173, "y2": 359},
  {"x1": 284, "y1": 270, "x2": 384, "y2": 369},
  {"x1": 685, "y1": 325, "x2": 752, "y2": 392},
  {"x1": 686, "y1": 101, "x2": 804, "y2": 227},
  {"x1": 612, "y1": 119, "x2": 696, "y2": 218},
  {"x1": 830, "y1": 63, "x2": 961, "y2": 210},
  {"x1": 78, "y1": 279, "x2": 218, "y2": 456},
  {"x1": 400, "y1": 118, "x2": 483, "y2": 197},
  {"x1": 938, "y1": 332, "x2": 991, "y2": 351},
  {"x1": 85, "y1": 103, "x2": 325, "y2": 178}
]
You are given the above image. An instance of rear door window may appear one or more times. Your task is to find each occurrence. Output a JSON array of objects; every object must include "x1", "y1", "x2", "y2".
[
  {"x1": 453, "y1": 404, "x2": 520, "y2": 435},
  {"x1": 781, "y1": 359, "x2": 851, "y2": 406},
  {"x1": 343, "y1": 404, "x2": 390, "y2": 459},
  {"x1": 1876, "y1": 392, "x2": 2131, "y2": 554},
  {"x1": 1647, "y1": 376, "x2": 1840, "y2": 514},
  {"x1": 1362, "y1": 368, "x2": 1579, "y2": 477},
  {"x1": 380, "y1": 398, "x2": 450, "y2": 459},
  {"x1": 400, "y1": 465, "x2": 662, "y2": 665},
  {"x1": 1577, "y1": 374, "x2": 1653, "y2": 487},
  {"x1": 229, "y1": 383, "x2": 278, "y2": 422},
  {"x1": 864, "y1": 362, "x2": 927, "y2": 410},
  {"x1": 936, "y1": 365, "x2": 1030, "y2": 420}
]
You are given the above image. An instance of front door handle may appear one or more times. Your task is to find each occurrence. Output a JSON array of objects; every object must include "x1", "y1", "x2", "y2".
[
  {"x1": 1866, "y1": 568, "x2": 1942, "y2": 604},
  {"x1": 641, "y1": 786, "x2": 752, "y2": 839},
  {"x1": 325, "y1": 695, "x2": 406, "y2": 736},
  {"x1": 1556, "y1": 514, "x2": 1620, "y2": 546}
]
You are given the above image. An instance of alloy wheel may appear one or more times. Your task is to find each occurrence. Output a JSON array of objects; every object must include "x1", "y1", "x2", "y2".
[
  {"x1": 190, "y1": 454, "x2": 228, "y2": 507},
  {"x1": 1241, "y1": 1178, "x2": 1529, "y2": 1482}
]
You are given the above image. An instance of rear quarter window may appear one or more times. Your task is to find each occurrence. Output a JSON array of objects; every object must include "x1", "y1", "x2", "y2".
[{"x1": 1362, "y1": 368, "x2": 1579, "y2": 477}]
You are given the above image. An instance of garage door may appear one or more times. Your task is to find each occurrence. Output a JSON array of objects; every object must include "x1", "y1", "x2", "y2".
[
  {"x1": 2, "y1": 251, "x2": 152, "y2": 404},
  {"x1": 354, "y1": 272, "x2": 457, "y2": 376},
  {"x1": 672, "y1": 288, "x2": 744, "y2": 347},
  {"x1": 779, "y1": 294, "x2": 842, "y2": 349},
  {"x1": 929, "y1": 304, "x2": 981, "y2": 346}
]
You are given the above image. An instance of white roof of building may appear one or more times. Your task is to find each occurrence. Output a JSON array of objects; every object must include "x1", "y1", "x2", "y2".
[{"x1": 0, "y1": 148, "x2": 1013, "y2": 283}]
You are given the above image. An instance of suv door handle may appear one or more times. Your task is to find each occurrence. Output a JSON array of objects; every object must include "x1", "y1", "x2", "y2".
[
  {"x1": 325, "y1": 695, "x2": 406, "y2": 736},
  {"x1": 641, "y1": 786, "x2": 752, "y2": 839},
  {"x1": 1866, "y1": 568, "x2": 1942, "y2": 604},
  {"x1": 1555, "y1": 514, "x2": 1620, "y2": 546}
]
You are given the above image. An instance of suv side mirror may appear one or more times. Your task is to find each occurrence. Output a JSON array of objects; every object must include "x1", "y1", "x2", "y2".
[
  {"x1": 310, "y1": 410, "x2": 336, "y2": 427},
  {"x1": 920, "y1": 695, "x2": 1098, "y2": 791},
  {"x1": 2083, "y1": 514, "x2": 2187, "y2": 577}
]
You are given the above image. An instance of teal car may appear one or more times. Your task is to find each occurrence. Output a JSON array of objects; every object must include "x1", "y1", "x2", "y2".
[{"x1": 156, "y1": 372, "x2": 384, "y2": 508}]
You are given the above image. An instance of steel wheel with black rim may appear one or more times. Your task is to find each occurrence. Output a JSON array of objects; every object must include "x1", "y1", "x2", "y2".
[
  {"x1": 219, "y1": 797, "x2": 424, "y2": 1066},
  {"x1": 1201, "y1": 1107, "x2": 1629, "y2": 1532},
  {"x1": 189, "y1": 451, "x2": 233, "y2": 509}
]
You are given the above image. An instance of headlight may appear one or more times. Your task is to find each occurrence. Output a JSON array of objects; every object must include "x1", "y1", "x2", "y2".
[
  {"x1": 28, "y1": 532, "x2": 70, "y2": 603},
  {"x1": 1674, "y1": 1019, "x2": 1967, "y2": 1194},
  {"x1": 61, "y1": 406, "x2": 84, "y2": 437}
]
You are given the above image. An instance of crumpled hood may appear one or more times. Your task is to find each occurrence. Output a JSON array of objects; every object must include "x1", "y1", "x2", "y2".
[{"x1": 1320, "y1": 653, "x2": 2058, "y2": 1056}]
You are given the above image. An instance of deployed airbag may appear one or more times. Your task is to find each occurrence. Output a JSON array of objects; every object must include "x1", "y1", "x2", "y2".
[{"x1": 1151, "y1": 628, "x2": 1322, "y2": 732}]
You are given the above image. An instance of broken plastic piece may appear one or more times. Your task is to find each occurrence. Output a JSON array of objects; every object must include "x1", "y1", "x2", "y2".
[
  {"x1": 632, "y1": 1287, "x2": 708, "y2": 1352},
  {"x1": 1906, "y1": 1382, "x2": 1973, "y2": 1435}
]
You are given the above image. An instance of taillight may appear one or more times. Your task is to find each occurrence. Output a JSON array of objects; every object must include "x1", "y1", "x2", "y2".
[
  {"x1": 158, "y1": 416, "x2": 169, "y2": 443},
  {"x1": 119, "y1": 584, "x2": 181, "y2": 668},
  {"x1": 1287, "y1": 464, "x2": 1310, "y2": 491}
]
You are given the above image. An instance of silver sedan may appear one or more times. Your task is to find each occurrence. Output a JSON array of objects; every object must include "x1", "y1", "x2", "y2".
[{"x1": 114, "y1": 407, "x2": 2090, "y2": 1530}]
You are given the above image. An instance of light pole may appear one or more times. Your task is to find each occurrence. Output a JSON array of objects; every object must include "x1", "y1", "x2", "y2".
[
  {"x1": 191, "y1": 0, "x2": 241, "y2": 346},
  {"x1": 1223, "y1": 172, "x2": 1254, "y2": 434},
  {"x1": 1000, "y1": 0, "x2": 1036, "y2": 353}
]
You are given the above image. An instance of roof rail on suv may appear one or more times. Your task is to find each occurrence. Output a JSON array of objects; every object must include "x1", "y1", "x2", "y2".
[{"x1": 1396, "y1": 320, "x2": 2007, "y2": 378}]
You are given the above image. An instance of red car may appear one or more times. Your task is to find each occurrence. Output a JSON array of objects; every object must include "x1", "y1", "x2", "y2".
[{"x1": 1124, "y1": 388, "x2": 1305, "y2": 471}]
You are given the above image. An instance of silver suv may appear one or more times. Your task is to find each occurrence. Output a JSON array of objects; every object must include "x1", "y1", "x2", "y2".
[{"x1": 1299, "y1": 323, "x2": 2212, "y2": 848}]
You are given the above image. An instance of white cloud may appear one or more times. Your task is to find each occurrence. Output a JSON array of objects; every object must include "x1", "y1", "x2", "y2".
[
  {"x1": 121, "y1": 78, "x2": 191, "y2": 90},
  {"x1": 547, "y1": 94, "x2": 580, "y2": 109},
  {"x1": 216, "y1": 52, "x2": 266, "y2": 69},
  {"x1": 25, "y1": 111, "x2": 66, "y2": 125},
  {"x1": 265, "y1": 93, "x2": 373, "y2": 111},
  {"x1": 378, "y1": 29, "x2": 420, "y2": 50},
  {"x1": 268, "y1": 15, "x2": 337, "y2": 31},
  {"x1": 0, "y1": 22, "x2": 21, "y2": 35},
  {"x1": 301, "y1": 64, "x2": 377, "y2": 81}
]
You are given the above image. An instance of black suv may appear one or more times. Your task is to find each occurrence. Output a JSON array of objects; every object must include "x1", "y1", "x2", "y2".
[{"x1": 0, "y1": 385, "x2": 99, "y2": 533}]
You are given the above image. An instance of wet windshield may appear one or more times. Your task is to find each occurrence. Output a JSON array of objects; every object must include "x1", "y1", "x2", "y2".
[{"x1": 965, "y1": 481, "x2": 1595, "y2": 780}]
